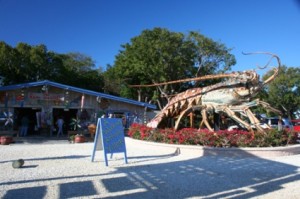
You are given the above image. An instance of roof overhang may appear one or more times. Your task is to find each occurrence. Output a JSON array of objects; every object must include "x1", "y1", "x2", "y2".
[{"x1": 0, "y1": 80, "x2": 157, "y2": 109}]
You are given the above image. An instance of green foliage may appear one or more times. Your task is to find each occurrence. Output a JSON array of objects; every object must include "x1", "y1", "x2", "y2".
[
  {"x1": 0, "y1": 41, "x2": 104, "y2": 92},
  {"x1": 0, "y1": 41, "x2": 22, "y2": 84},
  {"x1": 261, "y1": 66, "x2": 300, "y2": 119},
  {"x1": 249, "y1": 129, "x2": 298, "y2": 147},
  {"x1": 69, "y1": 135, "x2": 76, "y2": 142},
  {"x1": 104, "y1": 27, "x2": 235, "y2": 101},
  {"x1": 69, "y1": 118, "x2": 82, "y2": 131}
]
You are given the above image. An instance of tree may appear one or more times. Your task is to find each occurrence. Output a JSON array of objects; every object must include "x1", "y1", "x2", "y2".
[
  {"x1": 104, "y1": 27, "x2": 236, "y2": 104},
  {"x1": 58, "y1": 52, "x2": 104, "y2": 91},
  {"x1": 0, "y1": 41, "x2": 20, "y2": 85},
  {"x1": 0, "y1": 42, "x2": 65, "y2": 84},
  {"x1": 262, "y1": 66, "x2": 300, "y2": 119},
  {"x1": 0, "y1": 41, "x2": 104, "y2": 92},
  {"x1": 16, "y1": 43, "x2": 57, "y2": 82}
]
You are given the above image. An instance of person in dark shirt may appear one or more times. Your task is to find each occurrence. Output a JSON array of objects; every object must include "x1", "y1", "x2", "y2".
[
  {"x1": 56, "y1": 117, "x2": 64, "y2": 137},
  {"x1": 20, "y1": 115, "x2": 29, "y2": 136}
]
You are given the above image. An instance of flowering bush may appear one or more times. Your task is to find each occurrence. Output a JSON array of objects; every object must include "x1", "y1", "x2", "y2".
[
  {"x1": 127, "y1": 123, "x2": 152, "y2": 140},
  {"x1": 128, "y1": 123, "x2": 298, "y2": 147}
]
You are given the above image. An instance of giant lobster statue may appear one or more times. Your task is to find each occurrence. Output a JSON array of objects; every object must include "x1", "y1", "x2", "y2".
[{"x1": 132, "y1": 52, "x2": 282, "y2": 133}]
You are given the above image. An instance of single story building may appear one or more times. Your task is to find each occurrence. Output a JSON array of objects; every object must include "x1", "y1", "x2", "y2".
[{"x1": 0, "y1": 80, "x2": 156, "y2": 136}]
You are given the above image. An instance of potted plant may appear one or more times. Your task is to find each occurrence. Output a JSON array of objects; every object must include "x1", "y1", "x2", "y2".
[
  {"x1": 74, "y1": 134, "x2": 86, "y2": 143},
  {"x1": 69, "y1": 135, "x2": 75, "y2": 143},
  {"x1": 88, "y1": 123, "x2": 96, "y2": 138},
  {"x1": 69, "y1": 118, "x2": 82, "y2": 131},
  {"x1": 69, "y1": 117, "x2": 89, "y2": 142},
  {"x1": 68, "y1": 117, "x2": 82, "y2": 137},
  {"x1": 0, "y1": 135, "x2": 13, "y2": 145}
]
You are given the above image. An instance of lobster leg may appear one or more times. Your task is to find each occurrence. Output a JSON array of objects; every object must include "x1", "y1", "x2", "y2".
[
  {"x1": 174, "y1": 104, "x2": 214, "y2": 131},
  {"x1": 174, "y1": 105, "x2": 193, "y2": 130},
  {"x1": 227, "y1": 103, "x2": 264, "y2": 131},
  {"x1": 254, "y1": 99, "x2": 282, "y2": 115},
  {"x1": 227, "y1": 99, "x2": 282, "y2": 133},
  {"x1": 244, "y1": 108, "x2": 265, "y2": 132},
  {"x1": 201, "y1": 108, "x2": 214, "y2": 132},
  {"x1": 218, "y1": 106, "x2": 253, "y2": 132},
  {"x1": 229, "y1": 105, "x2": 265, "y2": 133},
  {"x1": 191, "y1": 105, "x2": 207, "y2": 130},
  {"x1": 188, "y1": 104, "x2": 215, "y2": 131}
]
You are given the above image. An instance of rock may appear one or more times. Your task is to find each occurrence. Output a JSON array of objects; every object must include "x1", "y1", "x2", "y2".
[{"x1": 12, "y1": 159, "x2": 25, "y2": 169}]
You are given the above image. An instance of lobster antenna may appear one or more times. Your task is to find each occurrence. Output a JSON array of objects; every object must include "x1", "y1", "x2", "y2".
[
  {"x1": 242, "y1": 51, "x2": 280, "y2": 69},
  {"x1": 242, "y1": 51, "x2": 281, "y2": 86},
  {"x1": 129, "y1": 73, "x2": 236, "y2": 88}
]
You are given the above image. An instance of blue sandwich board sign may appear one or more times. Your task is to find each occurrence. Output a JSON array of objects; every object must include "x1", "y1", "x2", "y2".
[{"x1": 91, "y1": 118, "x2": 128, "y2": 166}]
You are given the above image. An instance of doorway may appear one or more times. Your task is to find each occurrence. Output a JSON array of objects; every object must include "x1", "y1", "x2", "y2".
[
  {"x1": 52, "y1": 108, "x2": 78, "y2": 133},
  {"x1": 14, "y1": 107, "x2": 41, "y2": 136}
]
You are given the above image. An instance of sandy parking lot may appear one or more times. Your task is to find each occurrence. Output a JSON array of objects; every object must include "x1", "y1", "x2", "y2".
[{"x1": 1, "y1": 137, "x2": 300, "y2": 199}]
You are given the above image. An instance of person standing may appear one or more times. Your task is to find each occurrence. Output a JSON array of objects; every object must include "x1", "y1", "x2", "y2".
[
  {"x1": 56, "y1": 117, "x2": 64, "y2": 137},
  {"x1": 20, "y1": 115, "x2": 29, "y2": 137}
]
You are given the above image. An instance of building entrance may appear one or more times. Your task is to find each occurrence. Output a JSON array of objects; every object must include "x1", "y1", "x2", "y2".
[
  {"x1": 14, "y1": 107, "x2": 42, "y2": 135},
  {"x1": 52, "y1": 108, "x2": 78, "y2": 134}
]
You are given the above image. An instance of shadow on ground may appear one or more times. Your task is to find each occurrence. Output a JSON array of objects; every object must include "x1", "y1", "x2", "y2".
[
  {"x1": 103, "y1": 149, "x2": 300, "y2": 199},
  {"x1": 2, "y1": 148, "x2": 300, "y2": 198},
  {"x1": 0, "y1": 155, "x2": 90, "y2": 164}
]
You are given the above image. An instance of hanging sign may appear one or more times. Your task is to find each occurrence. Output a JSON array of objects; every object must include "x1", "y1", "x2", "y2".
[
  {"x1": 91, "y1": 118, "x2": 128, "y2": 166},
  {"x1": 28, "y1": 92, "x2": 64, "y2": 101}
]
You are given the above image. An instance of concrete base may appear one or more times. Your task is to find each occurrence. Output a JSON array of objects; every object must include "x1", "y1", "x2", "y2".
[{"x1": 129, "y1": 138, "x2": 300, "y2": 158}]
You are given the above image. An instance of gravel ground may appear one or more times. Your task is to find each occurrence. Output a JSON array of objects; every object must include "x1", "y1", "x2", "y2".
[{"x1": 1, "y1": 137, "x2": 300, "y2": 199}]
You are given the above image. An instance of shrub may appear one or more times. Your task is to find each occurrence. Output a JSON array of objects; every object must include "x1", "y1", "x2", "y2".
[
  {"x1": 128, "y1": 123, "x2": 298, "y2": 147},
  {"x1": 127, "y1": 123, "x2": 152, "y2": 140}
]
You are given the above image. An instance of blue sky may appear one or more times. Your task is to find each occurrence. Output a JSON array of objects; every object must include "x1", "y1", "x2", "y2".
[{"x1": 0, "y1": 0, "x2": 299, "y2": 75}]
